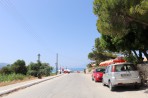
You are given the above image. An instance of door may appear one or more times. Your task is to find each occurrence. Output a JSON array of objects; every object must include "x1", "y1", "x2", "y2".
[{"x1": 103, "y1": 66, "x2": 109, "y2": 84}]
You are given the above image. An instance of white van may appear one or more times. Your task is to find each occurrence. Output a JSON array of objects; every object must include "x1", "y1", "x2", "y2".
[{"x1": 102, "y1": 63, "x2": 141, "y2": 91}]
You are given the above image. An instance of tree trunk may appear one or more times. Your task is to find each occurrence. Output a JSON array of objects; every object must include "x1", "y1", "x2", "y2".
[
  {"x1": 119, "y1": 12, "x2": 148, "y2": 26},
  {"x1": 128, "y1": 50, "x2": 132, "y2": 56},
  {"x1": 126, "y1": 15, "x2": 148, "y2": 26},
  {"x1": 132, "y1": 50, "x2": 139, "y2": 60},
  {"x1": 139, "y1": 50, "x2": 143, "y2": 62}
]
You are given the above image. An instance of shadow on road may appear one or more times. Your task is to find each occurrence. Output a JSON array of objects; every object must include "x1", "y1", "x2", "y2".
[
  {"x1": 94, "y1": 81, "x2": 102, "y2": 83},
  {"x1": 111, "y1": 86, "x2": 148, "y2": 93},
  {"x1": 92, "y1": 80, "x2": 148, "y2": 94}
]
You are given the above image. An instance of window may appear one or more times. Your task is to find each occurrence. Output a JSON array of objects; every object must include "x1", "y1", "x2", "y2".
[
  {"x1": 115, "y1": 64, "x2": 137, "y2": 72},
  {"x1": 105, "y1": 67, "x2": 109, "y2": 73},
  {"x1": 96, "y1": 68, "x2": 105, "y2": 72}
]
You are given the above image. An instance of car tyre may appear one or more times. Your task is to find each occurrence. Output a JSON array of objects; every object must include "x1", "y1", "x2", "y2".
[
  {"x1": 102, "y1": 79, "x2": 106, "y2": 86},
  {"x1": 92, "y1": 77, "x2": 94, "y2": 81},
  {"x1": 109, "y1": 81, "x2": 115, "y2": 91},
  {"x1": 134, "y1": 84, "x2": 140, "y2": 89},
  {"x1": 94, "y1": 78, "x2": 97, "y2": 82}
]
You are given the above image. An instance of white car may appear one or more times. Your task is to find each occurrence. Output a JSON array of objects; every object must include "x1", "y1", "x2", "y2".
[{"x1": 102, "y1": 63, "x2": 141, "y2": 91}]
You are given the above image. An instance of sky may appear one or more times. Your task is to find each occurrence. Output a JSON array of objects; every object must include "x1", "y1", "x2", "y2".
[{"x1": 0, "y1": 0, "x2": 100, "y2": 69}]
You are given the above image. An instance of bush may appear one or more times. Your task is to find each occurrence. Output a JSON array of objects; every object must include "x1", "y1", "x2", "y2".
[
  {"x1": 27, "y1": 70, "x2": 38, "y2": 77},
  {"x1": 27, "y1": 62, "x2": 53, "y2": 77},
  {"x1": 11, "y1": 60, "x2": 27, "y2": 75},
  {"x1": 40, "y1": 63, "x2": 53, "y2": 76},
  {"x1": 0, "y1": 65, "x2": 12, "y2": 75},
  {"x1": 27, "y1": 62, "x2": 40, "y2": 77}
]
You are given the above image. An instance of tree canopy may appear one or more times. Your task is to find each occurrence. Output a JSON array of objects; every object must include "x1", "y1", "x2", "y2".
[
  {"x1": 93, "y1": 0, "x2": 148, "y2": 37},
  {"x1": 88, "y1": 38, "x2": 117, "y2": 64},
  {"x1": 93, "y1": 0, "x2": 148, "y2": 62},
  {"x1": 11, "y1": 60, "x2": 27, "y2": 75},
  {"x1": 27, "y1": 62, "x2": 53, "y2": 77}
]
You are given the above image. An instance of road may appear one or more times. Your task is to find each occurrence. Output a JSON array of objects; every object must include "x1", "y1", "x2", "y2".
[{"x1": 2, "y1": 73, "x2": 148, "y2": 98}]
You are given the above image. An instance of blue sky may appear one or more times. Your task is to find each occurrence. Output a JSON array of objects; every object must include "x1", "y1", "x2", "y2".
[{"x1": 0, "y1": 0, "x2": 100, "y2": 68}]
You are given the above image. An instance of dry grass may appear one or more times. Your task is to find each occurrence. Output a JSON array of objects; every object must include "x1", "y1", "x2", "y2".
[{"x1": 0, "y1": 76, "x2": 37, "y2": 87}]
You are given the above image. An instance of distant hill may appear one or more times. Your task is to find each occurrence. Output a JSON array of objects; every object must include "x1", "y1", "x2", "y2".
[{"x1": 0, "y1": 63, "x2": 9, "y2": 69}]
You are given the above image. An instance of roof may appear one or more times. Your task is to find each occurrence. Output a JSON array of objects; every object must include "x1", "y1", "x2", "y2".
[
  {"x1": 99, "y1": 57, "x2": 126, "y2": 66},
  {"x1": 109, "y1": 62, "x2": 133, "y2": 66}
]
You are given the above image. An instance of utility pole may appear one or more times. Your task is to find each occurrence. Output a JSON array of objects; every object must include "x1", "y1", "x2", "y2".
[
  {"x1": 37, "y1": 53, "x2": 41, "y2": 78},
  {"x1": 59, "y1": 64, "x2": 61, "y2": 74},
  {"x1": 56, "y1": 53, "x2": 58, "y2": 75},
  {"x1": 37, "y1": 54, "x2": 41, "y2": 62}
]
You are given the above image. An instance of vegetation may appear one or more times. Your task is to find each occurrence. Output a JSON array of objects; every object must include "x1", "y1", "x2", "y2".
[
  {"x1": 27, "y1": 62, "x2": 41, "y2": 77},
  {"x1": 11, "y1": 60, "x2": 27, "y2": 75},
  {"x1": 88, "y1": 37, "x2": 117, "y2": 66},
  {"x1": 27, "y1": 62, "x2": 53, "y2": 77},
  {"x1": 0, "y1": 73, "x2": 26, "y2": 82},
  {"x1": 0, "y1": 59, "x2": 53, "y2": 83},
  {"x1": 0, "y1": 65, "x2": 12, "y2": 75},
  {"x1": 91, "y1": 0, "x2": 148, "y2": 63}
]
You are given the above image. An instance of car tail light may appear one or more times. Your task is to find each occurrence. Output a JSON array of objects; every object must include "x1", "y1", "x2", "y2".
[
  {"x1": 112, "y1": 65, "x2": 115, "y2": 72},
  {"x1": 118, "y1": 83, "x2": 123, "y2": 85}
]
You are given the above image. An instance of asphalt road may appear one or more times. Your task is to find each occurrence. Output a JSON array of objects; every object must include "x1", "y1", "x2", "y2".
[{"x1": 2, "y1": 73, "x2": 148, "y2": 98}]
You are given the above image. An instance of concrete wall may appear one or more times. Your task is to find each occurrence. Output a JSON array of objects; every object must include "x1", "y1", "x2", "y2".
[{"x1": 137, "y1": 63, "x2": 148, "y2": 85}]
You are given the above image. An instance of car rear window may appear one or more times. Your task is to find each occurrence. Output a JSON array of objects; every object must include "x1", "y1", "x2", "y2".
[
  {"x1": 114, "y1": 64, "x2": 137, "y2": 72},
  {"x1": 96, "y1": 68, "x2": 105, "y2": 72}
]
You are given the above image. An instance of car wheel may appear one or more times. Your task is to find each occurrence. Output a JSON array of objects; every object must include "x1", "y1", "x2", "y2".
[
  {"x1": 94, "y1": 78, "x2": 97, "y2": 82},
  {"x1": 134, "y1": 84, "x2": 140, "y2": 89},
  {"x1": 92, "y1": 77, "x2": 94, "y2": 81},
  {"x1": 102, "y1": 79, "x2": 106, "y2": 86},
  {"x1": 109, "y1": 81, "x2": 114, "y2": 91}
]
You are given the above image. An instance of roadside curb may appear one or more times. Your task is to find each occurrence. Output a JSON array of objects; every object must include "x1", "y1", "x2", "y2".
[{"x1": 0, "y1": 74, "x2": 63, "y2": 97}]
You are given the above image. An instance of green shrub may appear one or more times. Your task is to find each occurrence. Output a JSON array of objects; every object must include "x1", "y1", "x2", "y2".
[
  {"x1": 27, "y1": 62, "x2": 53, "y2": 77},
  {"x1": 0, "y1": 73, "x2": 26, "y2": 82},
  {"x1": 27, "y1": 70, "x2": 38, "y2": 77},
  {"x1": 11, "y1": 60, "x2": 27, "y2": 75},
  {"x1": 0, "y1": 65, "x2": 12, "y2": 75}
]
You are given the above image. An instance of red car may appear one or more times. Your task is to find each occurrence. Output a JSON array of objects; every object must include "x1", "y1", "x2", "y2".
[{"x1": 92, "y1": 68, "x2": 105, "y2": 82}]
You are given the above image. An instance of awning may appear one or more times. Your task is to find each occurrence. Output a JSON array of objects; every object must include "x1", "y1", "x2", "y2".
[
  {"x1": 99, "y1": 60, "x2": 114, "y2": 66},
  {"x1": 99, "y1": 57, "x2": 126, "y2": 66},
  {"x1": 113, "y1": 57, "x2": 125, "y2": 63}
]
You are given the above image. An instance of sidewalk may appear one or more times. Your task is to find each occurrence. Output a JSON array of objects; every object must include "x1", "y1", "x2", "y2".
[{"x1": 0, "y1": 74, "x2": 63, "y2": 96}]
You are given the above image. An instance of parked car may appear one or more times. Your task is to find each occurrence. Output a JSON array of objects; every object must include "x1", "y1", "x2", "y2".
[
  {"x1": 102, "y1": 63, "x2": 141, "y2": 91},
  {"x1": 63, "y1": 69, "x2": 71, "y2": 74},
  {"x1": 92, "y1": 67, "x2": 105, "y2": 82}
]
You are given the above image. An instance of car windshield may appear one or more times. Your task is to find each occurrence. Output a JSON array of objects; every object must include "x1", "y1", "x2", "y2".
[
  {"x1": 114, "y1": 64, "x2": 137, "y2": 72},
  {"x1": 96, "y1": 68, "x2": 105, "y2": 72}
]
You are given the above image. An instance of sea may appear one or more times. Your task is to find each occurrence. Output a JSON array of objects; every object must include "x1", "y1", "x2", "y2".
[{"x1": 52, "y1": 67, "x2": 85, "y2": 73}]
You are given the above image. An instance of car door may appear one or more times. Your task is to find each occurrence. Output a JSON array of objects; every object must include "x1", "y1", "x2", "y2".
[
  {"x1": 103, "y1": 66, "x2": 109, "y2": 84},
  {"x1": 108, "y1": 66, "x2": 112, "y2": 83}
]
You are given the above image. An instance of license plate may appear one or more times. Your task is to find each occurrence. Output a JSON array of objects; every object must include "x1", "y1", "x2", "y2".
[{"x1": 121, "y1": 74, "x2": 131, "y2": 77}]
